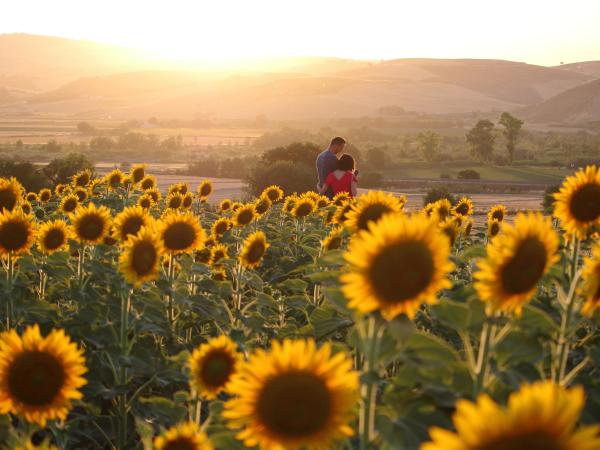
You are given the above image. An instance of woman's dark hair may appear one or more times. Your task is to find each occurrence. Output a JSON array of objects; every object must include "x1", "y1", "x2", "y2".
[{"x1": 337, "y1": 154, "x2": 355, "y2": 171}]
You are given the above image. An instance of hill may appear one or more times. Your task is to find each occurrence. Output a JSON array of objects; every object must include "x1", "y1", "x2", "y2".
[{"x1": 554, "y1": 61, "x2": 600, "y2": 78}]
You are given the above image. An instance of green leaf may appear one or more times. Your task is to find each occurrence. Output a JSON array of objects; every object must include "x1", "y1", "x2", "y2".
[
  {"x1": 309, "y1": 306, "x2": 353, "y2": 340},
  {"x1": 432, "y1": 299, "x2": 470, "y2": 331}
]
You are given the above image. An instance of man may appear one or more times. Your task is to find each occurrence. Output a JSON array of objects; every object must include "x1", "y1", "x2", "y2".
[{"x1": 316, "y1": 136, "x2": 346, "y2": 199}]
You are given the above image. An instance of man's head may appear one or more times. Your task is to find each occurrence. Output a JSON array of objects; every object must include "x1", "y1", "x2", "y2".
[{"x1": 329, "y1": 136, "x2": 346, "y2": 155}]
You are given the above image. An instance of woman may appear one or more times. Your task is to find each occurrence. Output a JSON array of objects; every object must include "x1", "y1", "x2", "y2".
[{"x1": 319, "y1": 154, "x2": 358, "y2": 198}]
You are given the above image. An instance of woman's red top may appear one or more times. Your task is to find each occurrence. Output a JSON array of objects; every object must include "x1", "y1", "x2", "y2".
[{"x1": 325, "y1": 171, "x2": 357, "y2": 197}]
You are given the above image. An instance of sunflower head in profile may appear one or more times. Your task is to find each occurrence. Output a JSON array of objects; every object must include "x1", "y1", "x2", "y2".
[
  {"x1": 423, "y1": 202, "x2": 436, "y2": 218},
  {"x1": 168, "y1": 182, "x2": 188, "y2": 196},
  {"x1": 0, "y1": 325, "x2": 86, "y2": 426},
  {"x1": 488, "y1": 204, "x2": 508, "y2": 223},
  {"x1": 72, "y1": 169, "x2": 92, "y2": 188},
  {"x1": 70, "y1": 203, "x2": 112, "y2": 245},
  {"x1": 119, "y1": 226, "x2": 164, "y2": 286},
  {"x1": 210, "y1": 243, "x2": 229, "y2": 266},
  {"x1": 262, "y1": 185, "x2": 284, "y2": 203},
  {"x1": 189, "y1": 335, "x2": 242, "y2": 400},
  {"x1": 19, "y1": 201, "x2": 32, "y2": 215},
  {"x1": 166, "y1": 193, "x2": 184, "y2": 210},
  {"x1": 314, "y1": 196, "x2": 329, "y2": 209},
  {"x1": 158, "y1": 211, "x2": 205, "y2": 254},
  {"x1": 580, "y1": 242, "x2": 600, "y2": 317},
  {"x1": 37, "y1": 220, "x2": 71, "y2": 255},
  {"x1": 464, "y1": 219, "x2": 473, "y2": 237},
  {"x1": 54, "y1": 184, "x2": 68, "y2": 196},
  {"x1": 129, "y1": 163, "x2": 146, "y2": 184},
  {"x1": 145, "y1": 188, "x2": 161, "y2": 204},
  {"x1": 113, "y1": 206, "x2": 153, "y2": 242},
  {"x1": 255, "y1": 196, "x2": 272, "y2": 215},
  {"x1": 554, "y1": 165, "x2": 600, "y2": 239},
  {"x1": 154, "y1": 422, "x2": 213, "y2": 450},
  {"x1": 345, "y1": 191, "x2": 403, "y2": 232},
  {"x1": 140, "y1": 175, "x2": 157, "y2": 191},
  {"x1": 0, "y1": 209, "x2": 36, "y2": 257},
  {"x1": 73, "y1": 187, "x2": 88, "y2": 203},
  {"x1": 239, "y1": 231, "x2": 269, "y2": 269},
  {"x1": 474, "y1": 212, "x2": 559, "y2": 316},
  {"x1": 321, "y1": 227, "x2": 344, "y2": 252},
  {"x1": 332, "y1": 192, "x2": 350, "y2": 206},
  {"x1": 223, "y1": 339, "x2": 359, "y2": 450},
  {"x1": 182, "y1": 192, "x2": 195, "y2": 209},
  {"x1": 283, "y1": 195, "x2": 298, "y2": 214},
  {"x1": 488, "y1": 218, "x2": 502, "y2": 239},
  {"x1": 438, "y1": 218, "x2": 460, "y2": 247},
  {"x1": 212, "y1": 267, "x2": 227, "y2": 281},
  {"x1": 233, "y1": 204, "x2": 257, "y2": 227},
  {"x1": 422, "y1": 380, "x2": 600, "y2": 450},
  {"x1": 452, "y1": 197, "x2": 473, "y2": 217},
  {"x1": 105, "y1": 169, "x2": 124, "y2": 190},
  {"x1": 323, "y1": 208, "x2": 336, "y2": 226},
  {"x1": 26, "y1": 192, "x2": 39, "y2": 203},
  {"x1": 333, "y1": 201, "x2": 355, "y2": 226},
  {"x1": 198, "y1": 180, "x2": 213, "y2": 199},
  {"x1": 433, "y1": 198, "x2": 452, "y2": 222},
  {"x1": 137, "y1": 194, "x2": 153, "y2": 210},
  {"x1": 195, "y1": 248, "x2": 212, "y2": 265},
  {"x1": 211, "y1": 218, "x2": 232, "y2": 237},
  {"x1": 342, "y1": 213, "x2": 454, "y2": 320},
  {"x1": 219, "y1": 199, "x2": 232, "y2": 212},
  {"x1": 204, "y1": 235, "x2": 217, "y2": 248},
  {"x1": 292, "y1": 197, "x2": 316, "y2": 219},
  {"x1": 0, "y1": 177, "x2": 23, "y2": 212},
  {"x1": 59, "y1": 194, "x2": 79, "y2": 214},
  {"x1": 38, "y1": 188, "x2": 52, "y2": 203}
]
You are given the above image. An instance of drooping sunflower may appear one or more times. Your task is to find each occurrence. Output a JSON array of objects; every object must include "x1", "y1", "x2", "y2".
[
  {"x1": 488, "y1": 204, "x2": 508, "y2": 223},
  {"x1": 0, "y1": 325, "x2": 87, "y2": 426},
  {"x1": 474, "y1": 212, "x2": 559, "y2": 316},
  {"x1": 433, "y1": 198, "x2": 452, "y2": 221},
  {"x1": 72, "y1": 169, "x2": 92, "y2": 188},
  {"x1": 332, "y1": 192, "x2": 350, "y2": 206},
  {"x1": 70, "y1": 203, "x2": 112, "y2": 245},
  {"x1": 255, "y1": 196, "x2": 272, "y2": 215},
  {"x1": 38, "y1": 188, "x2": 52, "y2": 203},
  {"x1": 166, "y1": 193, "x2": 184, "y2": 210},
  {"x1": 73, "y1": 187, "x2": 88, "y2": 203},
  {"x1": 581, "y1": 242, "x2": 600, "y2": 316},
  {"x1": 233, "y1": 204, "x2": 257, "y2": 227},
  {"x1": 182, "y1": 192, "x2": 194, "y2": 209},
  {"x1": 137, "y1": 194, "x2": 153, "y2": 210},
  {"x1": 292, "y1": 197, "x2": 316, "y2": 219},
  {"x1": 154, "y1": 422, "x2": 213, "y2": 450},
  {"x1": 140, "y1": 175, "x2": 157, "y2": 191},
  {"x1": 158, "y1": 212, "x2": 205, "y2": 254},
  {"x1": 119, "y1": 226, "x2": 164, "y2": 286},
  {"x1": 113, "y1": 206, "x2": 153, "y2": 242},
  {"x1": 105, "y1": 169, "x2": 124, "y2": 190},
  {"x1": 262, "y1": 185, "x2": 284, "y2": 203},
  {"x1": 25, "y1": 192, "x2": 39, "y2": 203},
  {"x1": 37, "y1": 220, "x2": 71, "y2": 254},
  {"x1": 0, "y1": 209, "x2": 36, "y2": 257},
  {"x1": 189, "y1": 335, "x2": 242, "y2": 400},
  {"x1": 321, "y1": 227, "x2": 344, "y2": 251},
  {"x1": 488, "y1": 218, "x2": 502, "y2": 238},
  {"x1": 198, "y1": 180, "x2": 213, "y2": 199},
  {"x1": 422, "y1": 380, "x2": 600, "y2": 450},
  {"x1": 345, "y1": 191, "x2": 403, "y2": 232},
  {"x1": 0, "y1": 177, "x2": 23, "y2": 212},
  {"x1": 223, "y1": 339, "x2": 359, "y2": 450},
  {"x1": 439, "y1": 218, "x2": 460, "y2": 247},
  {"x1": 210, "y1": 243, "x2": 229, "y2": 266},
  {"x1": 211, "y1": 217, "x2": 232, "y2": 237},
  {"x1": 129, "y1": 163, "x2": 146, "y2": 184},
  {"x1": 219, "y1": 199, "x2": 232, "y2": 212},
  {"x1": 59, "y1": 194, "x2": 79, "y2": 214},
  {"x1": 341, "y1": 213, "x2": 454, "y2": 320},
  {"x1": 452, "y1": 197, "x2": 473, "y2": 217},
  {"x1": 554, "y1": 165, "x2": 600, "y2": 239},
  {"x1": 239, "y1": 231, "x2": 269, "y2": 269}
]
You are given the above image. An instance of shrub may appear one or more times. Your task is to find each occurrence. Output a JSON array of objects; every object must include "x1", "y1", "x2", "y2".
[
  {"x1": 439, "y1": 172, "x2": 452, "y2": 179},
  {"x1": 43, "y1": 153, "x2": 94, "y2": 186},
  {"x1": 457, "y1": 169, "x2": 481, "y2": 180},
  {"x1": 246, "y1": 160, "x2": 315, "y2": 197},
  {"x1": 423, "y1": 187, "x2": 456, "y2": 206},
  {"x1": 542, "y1": 185, "x2": 560, "y2": 212},
  {"x1": 0, "y1": 158, "x2": 51, "y2": 192}
]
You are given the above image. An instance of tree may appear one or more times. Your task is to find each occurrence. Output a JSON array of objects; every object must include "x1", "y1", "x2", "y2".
[
  {"x1": 261, "y1": 142, "x2": 321, "y2": 168},
  {"x1": 0, "y1": 158, "x2": 50, "y2": 192},
  {"x1": 246, "y1": 160, "x2": 315, "y2": 197},
  {"x1": 43, "y1": 153, "x2": 94, "y2": 185},
  {"x1": 466, "y1": 120, "x2": 495, "y2": 162},
  {"x1": 365, "y1": 147, "x2": 389, "y2": 169},
  {"x1": 498, "y1": 112, "x2": 524, "y2": 164},
  {"x1": 77, "y1": 122, "x2": 96, "y2": 134},
  {"x1": 416, "y1": 131, "x2": 441, "y2": 162}
]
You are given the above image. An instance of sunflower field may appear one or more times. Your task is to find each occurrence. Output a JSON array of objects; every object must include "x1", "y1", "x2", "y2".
[{"x1": 0, "y1": 163, "x2": 599, "y2": 450}]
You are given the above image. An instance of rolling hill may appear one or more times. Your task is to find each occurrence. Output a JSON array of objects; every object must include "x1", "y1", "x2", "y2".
[{"x1": 554, "y1": 61, "x2": 600, "y2": 79}]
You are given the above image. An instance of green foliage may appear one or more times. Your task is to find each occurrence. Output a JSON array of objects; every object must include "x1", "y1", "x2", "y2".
[
  {"x1": 246, "y1": 160, "x2": 315, "y2": 196},
  {"x1": 498, "y1": 112, "x2": 524, "y2": 165},
  {"x1": 466, "y1": 119, "x2": 496, "y2": 162},
  {"x1": 416, "y1": 131, "x2": 442, "y2": 162},
  {"x1": 423, "y1": 187, "x2": 456, "y2": 206},
  {"x1": 43, "y1": 152, "x2": 94, "y2": 185},
  {"x1": 457, "y1": 169, "x2": 481, "y2": 179},
  {"x1": 0, "y1": 158, "x2": 51, "y2": 191}
]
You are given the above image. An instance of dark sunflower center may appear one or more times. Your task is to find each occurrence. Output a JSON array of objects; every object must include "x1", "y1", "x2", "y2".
[
  {"x1": 357, "y1": 203, "x2": 392, "y2": 231},
  {"x1": 44, "y1": 228, "x2": 66, "y2": 250},
  {"x1": 500, "y1": 237, "x2": 547, "y2": 295},
  {"x1": 76, "y1": 174, "x2": 90, "y2": 186},
  {"x1": 245, "y1": 241, "x2": 265, "y2": 264},
  {"x1": 77, "y1": 215, "x2": 105, "y2": 241},
  {"x1": 140, "y1": 198, "x2": 151, "y2": 208},
  {"x1": 456, "y1": 203, "x2": 469, "y2": 215},
  {"x1": 237, "y1": 210, "x2": 254, "y2": 225},
  {"x1": 569, "y1": 183, "x2": 600, "y2": 223},
  {"x1": 326, "y1": 236, "x2": 342, "y2": 250},
  {"x1": 40, "y1": 192, "x2": 50, "y2": 202},
  {"x1": 490, "y1": 222, "x2": 500, "y2": 236},
  {"x1": 182, "y1": 196, "x2": 193, "y2": 208},
  {"x1": 0, "y1": 221, "x2": 30, "y2": 251},
  {"x1": 212, "y1": 250, "x2": 225, "y2": 262},
  {"x1": 267, "y1": 191, "x2": 278, "y2": 201},
  {"x1": 122, "y1": 216, "x2": 144, "y2": 238},
  {"x1": 491, "y1": 210, "x2": 504, "y2": 221},
  {"x1": 368, "y1": 240, "x2": 435, "y2": 303},
  {"x1": 132, "y1": 241, "x2": 157, "y2": 276},
  {"x1": 109, "y1": 175, "x2": 121, "y2": 186},
  {"x1": 162, "y1": 437, "x2": 198, "y2": 450},
  {"x1": 257, "y1": 372, "x2": 331, "y2": 438},
  {"x1": 200, "y1": 186, "x2": 211, "y2": 197},
  {"x1": 256, "y1": 201, "x2": 269, "y2": 214},
  {"x1": 215, "y1": 222, "x2": 228, "y2": 234},
  {"x1": 168, "y1": 197, "x2": 182, "y2": 209},
  {"x1": 63, "y1": 199, "x2": 77, "y2": 212},
  {"x1": 75, "y1": 190, "x2": 86, "y2": 202},
  {"x1": 200, "y1": 350, "x2": 234, "y2": 387},
  {"x1": 437, "y1": 206, "x2": 449, "y2": 218},
  {"x1": 141, "y1": 180, "x2": 153, "y2": 190},
  {"x1": 195, "y1": 248, "x2": 211, "y2": 264},
  {"x1": 295, "y1": 203, "x2": 313, "y2": 218},
  {"x1": 478, "y1": 431, "x2": 563, "y2": 450},
  {"x1": 132, "y1": 169, "x2": 144, "y2": 183},
  {"x1": 163, "y1": 222, "x2": 196, "y2": 251},
  {"x1": 0, "y1": 189, "x2": 17, "y2": 211},
  {"x1": 8, "y1": 350, "x2": 65, "y2": 406}
]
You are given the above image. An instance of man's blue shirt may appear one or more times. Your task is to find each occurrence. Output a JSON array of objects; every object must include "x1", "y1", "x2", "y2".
[{"x1": 316, "y1": 149, "x2": 337, "y2": 198}]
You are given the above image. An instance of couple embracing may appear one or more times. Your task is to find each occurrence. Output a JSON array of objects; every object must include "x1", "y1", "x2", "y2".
[{"x1": 316, "y1": 136, "x2": 358, "y2": 199}]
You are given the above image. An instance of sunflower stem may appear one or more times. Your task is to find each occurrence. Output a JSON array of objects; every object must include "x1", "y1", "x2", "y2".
[
  {"x1": 6, "y1": 252, "x2": 14, "y2": 330},
  {"x1": 359, "y1": 315, "x2": 382, "y2": 450},
  {"x1": 167, "y1": 252, "x2": 175, "y2": 326},
  {"x1": 117, "y1": 290, "x2": 131, "y2": 450},
  {"x1": 473, "y1": 319, "x2": 494, "y2": 397}
]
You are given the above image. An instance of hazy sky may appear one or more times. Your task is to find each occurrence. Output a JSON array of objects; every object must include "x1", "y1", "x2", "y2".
[{"x1": 2, "y1": 0, "x2": 600, "y2": 65}]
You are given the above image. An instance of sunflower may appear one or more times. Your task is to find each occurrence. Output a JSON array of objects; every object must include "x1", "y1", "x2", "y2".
[
  {"x1": 303, "y1": 191, "x2": 320, "y2": 203},
  {"x1": 345, "y1": 191, "x2": 403, "y2": 232},
  {"x1": 211, "y1": 218, "x2": 232, "y2": 236},
  {"x1": 255, "y1": 196, "x2": 272, "y2": 215},
  {"x1": 204, "y1": 235, "x2": 217, "y2": 248},
  {"x1": 223, "y1": 339, "x2": 359, "y2": 450},
  {"x1": 422, "y1": 380, "x2": 600, "y2": 450},
  {"x1": 210, "y1": 243, "x2": 229, "y2": 266},
  {"x1": 488, "y1": 219, "x2": 502, "y2": 238},
  {"x1": 323, "y1": 208, "x2": 336, "y2": 226},
  {"x1": 195, "y1": 248, "x2": 212, "y2": 265},
  {"x1": 113, "y1": 206, "x2": 153, "y2": 242},
  {"x1": 488, "y1": 204, "x2": 508, "y2": 223},
  {"x1": 321, "y1": 227, "x2": 344, "y2": 251},
  {"x1": 26, "y1": 192, "x2": 39, "y2": 203},
  {"x1": 158, "y1": 212, "x2": 205, "y2": 254},
  {"x1": 70, "y1": 203, "x2": 112, "y2": 245},
  {"x1": 464, "y1": 219, "x2": 473, "y2": 237},
  {"x1": 189, "y1": 335, "x2": 242, "y2": 400},
  {"x1": 239, "y1": 231, "x2": 269, "y2": 269},
  {"x1": 283, "y1": 195, "x2": 298, "y2": 214},
  {"x1": 145, "y1": 188, "x2": 161, "y2": 204},
  {"x1": 198, "y1": 180, "x2": 213, "y2": 199},
  {"x1": 439, "y1": 218, "x2": 460, "y2": 247},
  {"x1": 0, "y1": 325, "x2": 86, "y2": 426},
  {"x1": 140, "y1": 175, "x2": 157, "y2": 191},
  {"x1": 581, "y1": 242, "x2": 600, "y2": 316},
  {"x1": 154, "y1": 422, "x2": 213, "y2": 450},
  {"x1": 137, "y1": 194, "x2": 153, "y2": 210},
  {"x1": 72, "y1": 169, "x2": 92, "y2": 188},
  {"x1": 54, "y1": 184, "x2": 68, "y2": 196},
  {"x1": 19, "y1": 201, "x2": 32, "y2": 215},
  {"x1": 0, "y1": 209, "x2": 36, "y2": 257},
  {"x1": 0, "y1": 177, "x2": 23, "y2": 212},
  {"x1": 37, "y1": 220, "x2": 71, "y2": 254},
  {"x1": 105, "y1": 169, "x2": 124, "y2": 190},
  {"x1": 212, "y1": 267, "x2": 227, "y2": 281},
  {"x1": 233, "y1": 204, "x2": 257, "y2": 227},
  {"x1": 332, "y1": 192, "x2": 350, "y2": 206},
  {"x1": 38, "y1": 188, "x2": 52, "y2": 203},
  {"x1": 168, "y1": 182, "x2": 188, "y2": 196},
  {"x1": 474, "y1": 212, "x2": 559, "y2": 316},
  {"x1": 166, "y1": 193, "x2": 184, "y2": 210},
  {"x1": 59, "y1": 194, "x2": 79, "y2": 214},
  {"x1": 182, "y1": 192, "x2": 194, "y2": 209},
  {"x1": 129, "y1": 163, "x2": 146, "y2": 184},
  {"x1": 452, "y1": 197, "x2": 473, "y2": 217},
  {"x1": 73, "y1": 187, "x2": 88, "y2": 203},
  {"x1": 292, "y1": 197, "x2": 316, "y2": 219},
  {"x1": 433, "y1": 198, "x2": 452, "y2": 221},
  {"x1": 333, "y1": 201, "x2": 354, "y2": 225},
  {"x1": 219, "y1": 199, "x2": 232, "y2": 212},
  {"x1": 554, "y1": 165, "x2": 600, "y2": 239},
  {"x1": 341, "y1": 213, "x2": 454, "y2": 320},
  {"x1": 423, "y1": 202, "x2": 436, "y2": 218},
  {"x1": 262, "y1": 185, "x2": 284, "y2": 203},
  {"x1": 119, "y1": 226, "x2": 164, "y2": 286}
]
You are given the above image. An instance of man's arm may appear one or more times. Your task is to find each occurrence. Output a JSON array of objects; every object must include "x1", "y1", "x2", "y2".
[{"x1": 319, "y1": 153, "x2": 336, "y2": 187}]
